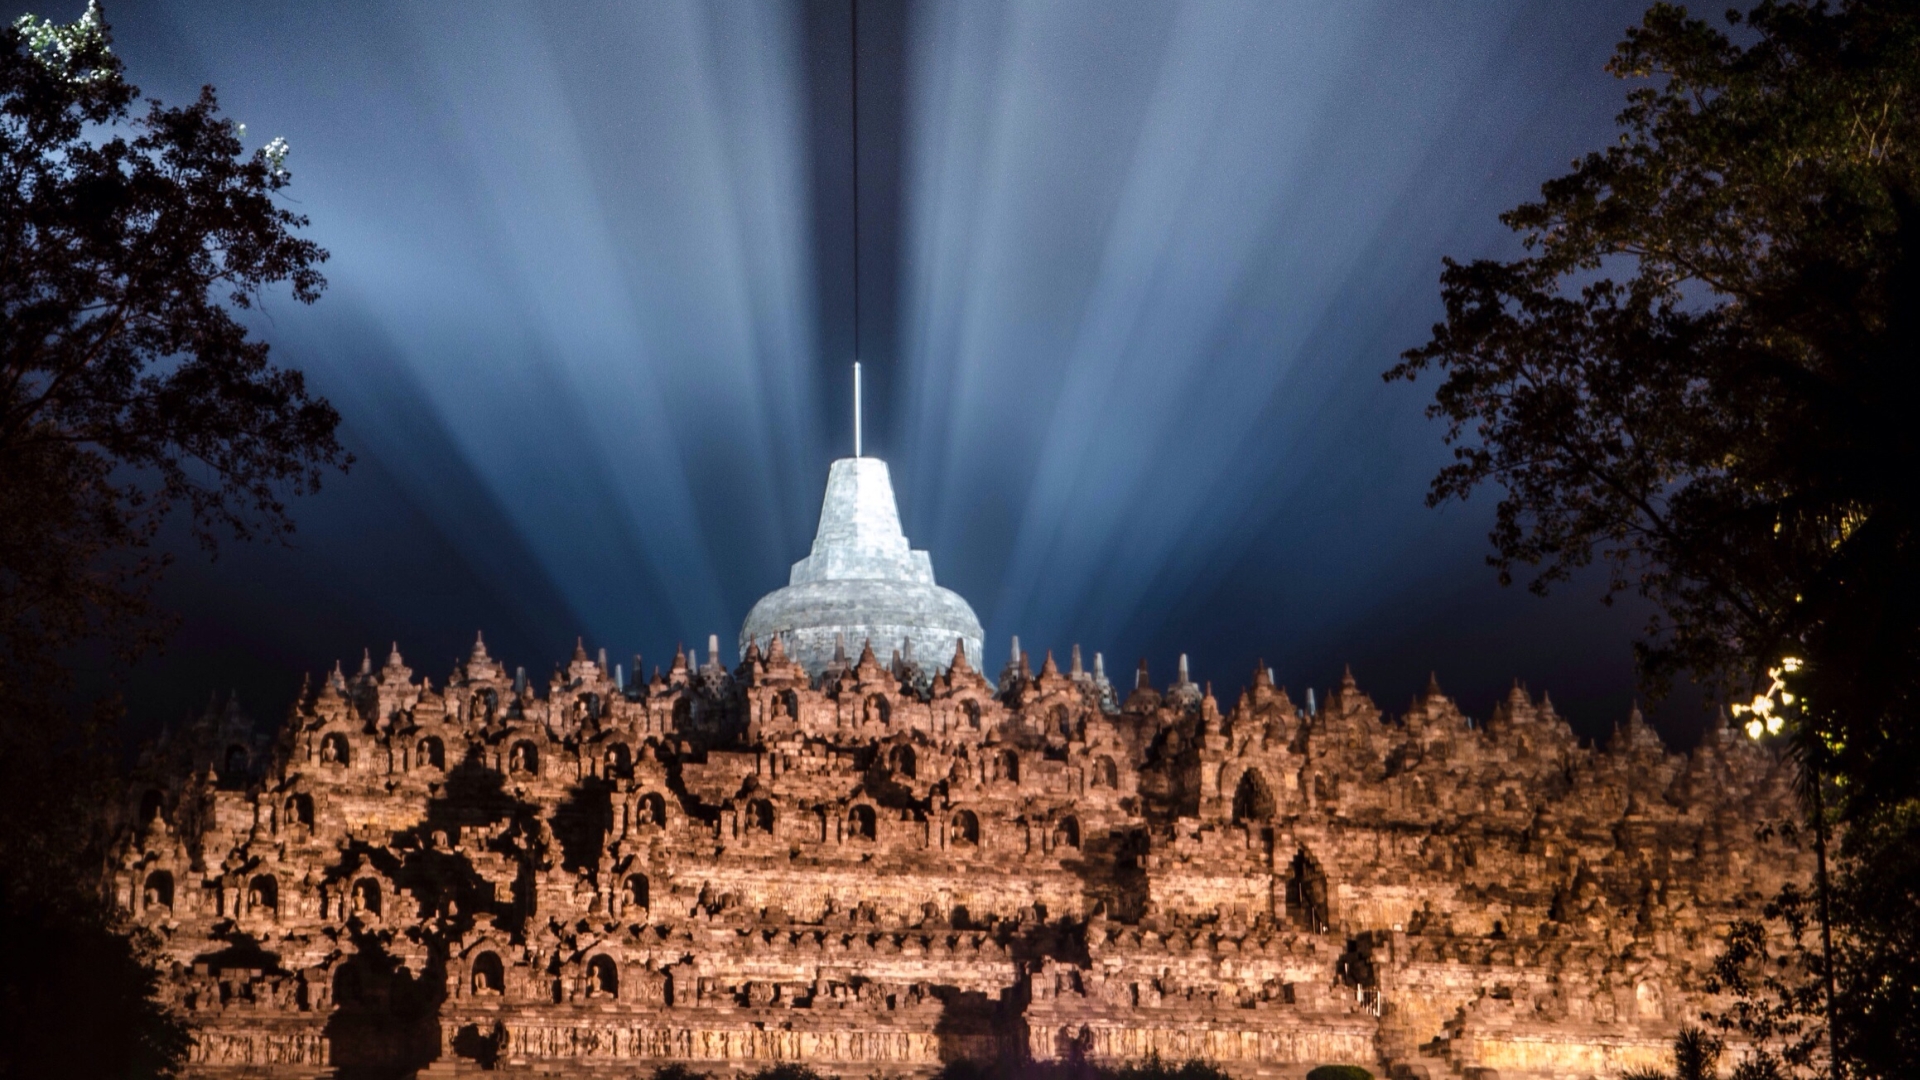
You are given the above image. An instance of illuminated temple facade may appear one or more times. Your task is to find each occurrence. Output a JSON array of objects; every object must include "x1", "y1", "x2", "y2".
[{"x1": 110, "y1": 456, "x2": 1813, "y2": 1079}]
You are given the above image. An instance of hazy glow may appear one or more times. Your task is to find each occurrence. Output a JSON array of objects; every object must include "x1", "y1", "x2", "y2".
[{"x1": 81, "y1": 0, "x2": 1684, "y2": 739}]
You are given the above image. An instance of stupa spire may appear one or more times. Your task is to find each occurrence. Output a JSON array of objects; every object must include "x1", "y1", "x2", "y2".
[{"x1": 738, "y1": 365, "x2": 982, "y2": 676}]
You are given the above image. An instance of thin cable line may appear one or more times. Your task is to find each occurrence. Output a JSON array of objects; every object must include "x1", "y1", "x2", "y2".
[{"x1": 850, "y1": 0, "x2": 860, "y2": 371}]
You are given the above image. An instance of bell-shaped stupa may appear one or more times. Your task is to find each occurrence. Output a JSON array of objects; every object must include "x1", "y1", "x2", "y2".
[{"x1": 740, "y1": 366, "x2": 983, "y2": 675}]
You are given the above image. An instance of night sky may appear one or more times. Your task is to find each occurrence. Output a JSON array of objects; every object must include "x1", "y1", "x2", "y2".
[{"x1": 52, "y1": 0, "x2": 1717, "y2": 748}]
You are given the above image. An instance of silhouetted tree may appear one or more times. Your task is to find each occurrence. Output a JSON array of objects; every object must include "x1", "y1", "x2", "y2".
[
  {"x1": 0, "y1": 4, "x2": 344, "y2": 1076},
  {"x1": 1392, "y1": 3, "x2": 1919, "y2": 1077}
]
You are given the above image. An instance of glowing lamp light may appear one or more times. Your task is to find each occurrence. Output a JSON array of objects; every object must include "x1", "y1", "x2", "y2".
[{"x1": 1732, "y1": 657, "x2": 1805, "y2": 740}]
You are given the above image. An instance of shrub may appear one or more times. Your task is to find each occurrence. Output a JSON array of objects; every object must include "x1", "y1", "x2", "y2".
[{"x1": 745, "y1": 1066, "x2": 835, "y2": 1080}]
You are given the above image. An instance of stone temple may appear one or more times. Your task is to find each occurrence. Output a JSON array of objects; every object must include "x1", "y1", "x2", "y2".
[{"x1": 109, "y1": 450, "x2": 1813, "y2": 1079}]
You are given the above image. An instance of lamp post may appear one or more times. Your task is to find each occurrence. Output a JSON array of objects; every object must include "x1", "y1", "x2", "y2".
[{"x1": 1733, "y1": 657, "x2": 1841, "y2": 1080}]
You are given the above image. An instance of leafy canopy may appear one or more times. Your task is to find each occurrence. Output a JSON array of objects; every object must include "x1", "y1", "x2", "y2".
[
  {"x1": 1388, "y1": 0, "x2": 1920, "y2": 819},
  {"x1": 1392, "y1": 3, "x2": 1920, "y2": 1077},
  {"x1": 0, "y1": 4, "x2": 344, "y2": 1077},
  {"x1": 0, "y1": 0, "x2": 345, "y2": 702}
]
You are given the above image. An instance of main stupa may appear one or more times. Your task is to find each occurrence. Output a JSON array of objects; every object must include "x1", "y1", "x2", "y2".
[{"x1": 739, "y1": 369, "x2": 983, "y2": 674}]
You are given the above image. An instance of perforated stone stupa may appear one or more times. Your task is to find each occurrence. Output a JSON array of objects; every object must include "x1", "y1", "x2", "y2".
[{"x1": 105, "y1": 449, "x2": 1814, "y2": 1080}]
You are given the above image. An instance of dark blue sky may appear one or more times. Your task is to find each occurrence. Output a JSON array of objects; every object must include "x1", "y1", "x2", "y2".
[{"x1": 57, "y1": 0, "x2": 1714, "y2": 745}]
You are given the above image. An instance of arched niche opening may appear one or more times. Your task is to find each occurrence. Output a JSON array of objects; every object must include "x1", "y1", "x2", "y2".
[
  {"x1": 285, "y1": 792, "x2": 315, "y2": 829},
  {"x1": 1232, "y1": 768, "x2": 1276, "y2": 823},
  {"x1": 848, "y1": 804, "x2": 877, "y2": 841},
  {"x1": 470, "y1": 951, "x2": 505, "y2": 995},
  {"x1": 866, "y1": 695, "x2": 891, "y2": 726},
  {"x1": 1285, "y1": 849, "x2": 1328, "y2": 933},
  {"x1": 963, "y1": 700, "x2": 983, "y2": 730},
  {"x1": 319, "y1": 732, "x2": 350, "y2": 766},
  {"x1": 779, "y1": 689, "x2": 800, "y2": 721},
  {"x1": 586, "y1": 955, "x2": 619, "y2": 998},
  {"x1": 888, "y1": 743, "x2": 917, "y2": 779},
  {"x1": 416, "y1": 736, "x2": 445, "y2": 770},
  {"x1": 508, "y1": 740, "x2": 539, "y2": 775},
  {"x1": 1055, "y1": 816, "x2": 1081, "y2": 849},
  {"x1": 469, "y1": 688, "x2": 499, "y2": 723},
  {"x1": 248, "y1": 874, "x2": 278, "y2": 916},
  {"x1": 351, "y1": 878, "x2": 382, "y2": 919},
  {"x1": 624, "y1": 873, "x2": 649, "y2": 909},
  {"x1": 745, "y1": 799, "x2": 775, "y2": 834},
  {"x1": 996, "y1": 750, "x2": 1020, "y2": 784},
  {"x1": 1092, "y1": 756, "x2": 1119, "y2": 789},
  {"x1": 637, "y1": 792, "x2": 667, "y2": 827},
  {"x1": 604, "y1": 742, "x2": 633, "y2": 780},
  {"x1": 950, "y1": 810, "x2": 980, "y2": 848},
  {"x1": 142, "y1": 870, "x2": 173, "y2": 913}
]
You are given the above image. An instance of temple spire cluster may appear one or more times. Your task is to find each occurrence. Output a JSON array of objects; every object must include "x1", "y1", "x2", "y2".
[
  {"x1": 104, "y1": 366, "x2": 1811, "y2": 1079},
  {"x1": 115, "y1": 642, "x2": 1806, "y2": 1078}
]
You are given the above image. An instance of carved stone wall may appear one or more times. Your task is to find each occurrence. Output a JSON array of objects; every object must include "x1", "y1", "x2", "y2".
[{"x1": 109, "y1": 635, "x2": 1810, "y2": 1078}]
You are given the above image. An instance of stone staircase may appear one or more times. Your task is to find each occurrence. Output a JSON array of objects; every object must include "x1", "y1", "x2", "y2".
[{"x1": 1375, "y1": 1001, "x2": 1466, "y2": 1080}]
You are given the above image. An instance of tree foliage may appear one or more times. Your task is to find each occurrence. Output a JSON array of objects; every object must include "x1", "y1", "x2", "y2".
[
  {"x1": 0, "y1": 4, "x2": 345, "y2": 1076},
  {"x1": 1388, "y1": 0, "x2": 1919, "y2": 814},
  {"x1": 1391, "y1": 3, "x2": 1920, "y2": 1076},
  {"x1": 1, "y1": 0, "x2": 342, "y2": 700}
]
